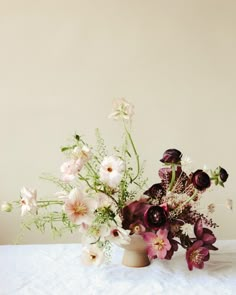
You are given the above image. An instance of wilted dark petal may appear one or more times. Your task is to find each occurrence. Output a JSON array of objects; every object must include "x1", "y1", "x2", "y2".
[
  {"x1": 219, "y1": 167, "x2": 229, "y2": 183},
  {"x1": 160, "y1": 149, "x2": 182, "y2": 164},
  {"x1": 194, "y1": 219, "x2": 203, "y2": 239}
]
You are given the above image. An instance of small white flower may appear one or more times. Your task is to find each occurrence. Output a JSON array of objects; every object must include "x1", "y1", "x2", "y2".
[
  {"x1": 73, "y1": 145, "x2": 92, "y2": 170},
  {"x1": 60, "y1": 159, "x2": 79, "y2": 182},
  {"x1": 181, "y1": 223, "x2": 194, "y2": 237},
  {"x1": 225, "y1": 199, "x2": 233, "y2": 210},
  {"x1": 99, "y1": 156, "x2": 125, "y2": 188},
  {"x1": 107, "y1": 226, "x2": 131, "y2": 246},
  {"x1": 108, "y1": 98, "x2": 134, "y2": 121},
  {"x1": 64, "y1": 188, "x2": 97, "y2": 225},
  {"x1": 1, "y1": 202, "x2": 13, "y2": 212},
  {"x1": 81, "y1": 245, "x2": 105, "y2": 266},
  {"x1": 20, "y1": 187, "x2": 37, "y2": 216}
]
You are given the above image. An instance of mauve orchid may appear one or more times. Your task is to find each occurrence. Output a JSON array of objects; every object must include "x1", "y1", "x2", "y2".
[{"x1": 142, "y1": 229, "x2": 171, "y2": 259}]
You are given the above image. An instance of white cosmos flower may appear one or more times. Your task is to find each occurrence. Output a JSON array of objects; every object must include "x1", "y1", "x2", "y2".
[
  {"x1": 81, "y1": 245, "x2": 105, "y2": 266},
  {"x1": 20, "y1": 187, "x2": 37, "y2": 216},
  {"x1": 99, "y1": 156, "x2": 125, "y2": 188},
  {"x1": 108, "y1": 98, "x2": 134, "y2": 121},
  {"x1": 107, "y1": 226, "x2": 131, "y2": 246},
  {"x1": 64, "y1": 188, "x2": 97, "y2": 225}
]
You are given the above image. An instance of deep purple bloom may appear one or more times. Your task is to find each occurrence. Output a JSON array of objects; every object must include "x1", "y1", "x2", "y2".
[
  {"x1": 144, "y1": 183, "x2": 165, "y2": 199},
  {"x1": 186, "y1": 240, "x2": 209, "y2": 271},
  {"x1": 160, "y1": 149, "x2": 182, "y2": 164},
  {"x1": 191, "y1": 170, "x2": 211, "y2": 191},
  {"x1": 144, "y1": 205, "x2": 168, "y2": 230},
  {"x1": 219, "y1": 167, "x2": 229, "y2": 183}
]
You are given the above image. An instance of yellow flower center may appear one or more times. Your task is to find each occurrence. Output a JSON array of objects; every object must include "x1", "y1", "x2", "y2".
[
  {"x1": 190, "y1": 249, "x2": 203, "y2": 264},
  {"x1": 153, "y1": 237, "x2": 165, "y2": 251},
  {"x1": 74, "y1": 202, "x2": 88, "y2": 216}
]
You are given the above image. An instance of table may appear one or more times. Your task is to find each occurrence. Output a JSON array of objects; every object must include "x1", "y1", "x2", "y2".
[{"x1": 0, "y1": 240, "x2": 236, "y2": 295}]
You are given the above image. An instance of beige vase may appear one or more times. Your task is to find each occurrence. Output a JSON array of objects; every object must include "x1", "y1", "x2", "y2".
[{"x1": 121, "y1": 234, "x2": 150, "y2": 267}]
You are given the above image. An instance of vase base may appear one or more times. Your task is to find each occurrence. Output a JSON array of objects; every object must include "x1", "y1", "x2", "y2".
[{"x1": 122, "y1": 249, "x2": 150, "y2": 268}]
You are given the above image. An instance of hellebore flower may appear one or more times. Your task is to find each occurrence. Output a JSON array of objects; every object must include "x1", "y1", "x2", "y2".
[
  {"x1": 191, "y1": 170, "x2": 211, "y2": 191},
  {"x1": 194, "y1": 218, "x2": 218, "y2": 250},
  {"x1": 144, "y1": 183, "x2": 166, "y2": 199},
  {"x1": 142, "y1": 229, "x2": 171, "y2": 259},
  {"x1": 219, "y1": 167, "x2": 229, "y2": 183},
  {"x1": 160, "y1": 149, "x2": 182, "y2": 164},
  {"x1": 186, "y1": 240, "x2": 209, "y2": 270}
]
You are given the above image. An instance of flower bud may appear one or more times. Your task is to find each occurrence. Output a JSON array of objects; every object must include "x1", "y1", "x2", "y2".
[
  {"x1": 191, "y1": 170, "x2": 211, "y2": 191},
  {"x1": 1, "y1": 202, "x2": 13, "y2": 212},
  {"x1": 160, "y1": 149, "x2": 182, "y2": 164},
  {"x1": 219, "y1": 167, "x2": 228, "y2": 183}
]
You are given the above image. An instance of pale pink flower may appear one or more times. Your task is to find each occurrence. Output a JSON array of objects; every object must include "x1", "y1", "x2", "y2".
[
  {"x1": 107, "y1": 226, "x2": 131, "y2": 246},
  {"x1": 73, "y1": 145, "x2": 92, "y2": 170},
  {"x1": 142, "y1": 229, "x2": 171, "y2": 259},
  {"x1": 60, "y1": 159, "x2": 79, "y2": 182},
  {"x1": 108, "y1": 98, "x2": 134, "y2": 121},
  {"x1": 64, "y1": 188, "x2": 97, "y2": 225},
  {"x1": 20, "y1": 187, "x2": 37, "y2": 216},
  {"x1": 81, "y1": 245, "x2": 105, "y2": 266},
  {"x1": 99, "y1": 156, "x2": 125, "y2": 188}
]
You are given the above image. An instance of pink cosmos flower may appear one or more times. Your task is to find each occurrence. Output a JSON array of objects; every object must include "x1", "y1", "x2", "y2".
[
  {"x1": 64, "y1": 188, "x2": 97, "y2": 225},
  {"x1": 142, "y1": 229, "x2": 171, "y2": 259},
  {"x1": 186, "y1": 240, "x2": 209, "y2": 271}
]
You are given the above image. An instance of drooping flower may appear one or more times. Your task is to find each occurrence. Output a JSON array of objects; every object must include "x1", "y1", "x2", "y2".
[
  {"x1": 107, "y1": 226, "x2": 131, "y2": 246},
  {"x1": 73, "y1": 145, "x2": 92, "y2": 170},
  {"x1": 81, "y1": 245, "x2": 105, "y2": 266},
  {"x1": 186, "y1": 240, "x2": 209, "y2": 271},
  {"x1": 64, "y1": 188, "x2": 97, "y2": 225},
  {"x1": 20, "y1": 187, "x2": 37, "y2": 216},
  {"x1": 60, "y1": 159, "x2": 80, "y2": 182},
  {"x1": 160, "y1": 149, "x2": 182, "y2": 164},
  {"x1": 108, "y1": 98, "x2": 134, "y2": 121},
  {"x1": 142, "y1": 229, "x2": 171, "y2": 259},
  {"x1": 194, "y1": 218, "x2": 217, "y2": 250},
  {"x1": 191, "y1": 170, "x2": 211, "y2": 191},
  {"x1": 99, "y1": 156, "x2": 125, "y2": 188}
]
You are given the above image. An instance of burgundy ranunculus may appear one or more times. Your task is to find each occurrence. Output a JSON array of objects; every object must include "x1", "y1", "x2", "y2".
[
  {"x1": 144, "y1": 205, "x2": 168, "y2": 230},
  {"x1": 191, "y1": 170, "x2": 211, "y2": 191},
  {"x1": 219, "y1": 167, "x2": 229, "y2": 183},
  {"x1": 160, "y1": 149, "x2": 182, "y2": 164}
]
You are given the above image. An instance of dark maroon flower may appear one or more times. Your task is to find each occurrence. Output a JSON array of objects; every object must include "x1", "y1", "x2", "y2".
[
  {"x1": 186, "y1": 240, "x2": 209, "y2": 271},
  {"x1": 144, "y1": 205, "x2": 168, "y2": 230},
  {"x1": 191, "y1": 170, "x2": 211, "y2": 191},
  {"x1": 219, "y1": 167, "x2": 229, "y2": 183},
  {"x1": 160, "y1": 149, "x2": 182, "y2": 164},
  {"x1": 144, "y1": 183, "x2": 165, "y2": 199}
]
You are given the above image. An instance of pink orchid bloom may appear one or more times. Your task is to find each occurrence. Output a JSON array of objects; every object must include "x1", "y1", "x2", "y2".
[{"x1": 142, "y1": 229, "x2": 171, "y2": 259}]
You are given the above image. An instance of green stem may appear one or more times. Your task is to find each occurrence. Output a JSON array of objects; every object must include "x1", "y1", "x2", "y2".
[
  {"x1": 168, "y1": 164, "x2": 176, "y2": 191},
  {"x1": 123, "y1": 122, "x2": 140, "y2": 183}
]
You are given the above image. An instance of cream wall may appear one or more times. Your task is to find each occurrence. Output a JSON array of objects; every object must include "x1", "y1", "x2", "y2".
[{"x1": 0, "y1": 0, "x2": 235, "y2": 244}]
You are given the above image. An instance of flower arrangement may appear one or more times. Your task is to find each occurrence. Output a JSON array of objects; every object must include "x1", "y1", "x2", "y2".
[{"x1": 1, "y1": 99, "x2": 231, "y2": 270}]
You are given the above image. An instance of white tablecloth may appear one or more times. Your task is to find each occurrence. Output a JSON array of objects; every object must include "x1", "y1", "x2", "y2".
[{"x1": 0, "y1": 240, "x2": 236, "y2": 295}]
